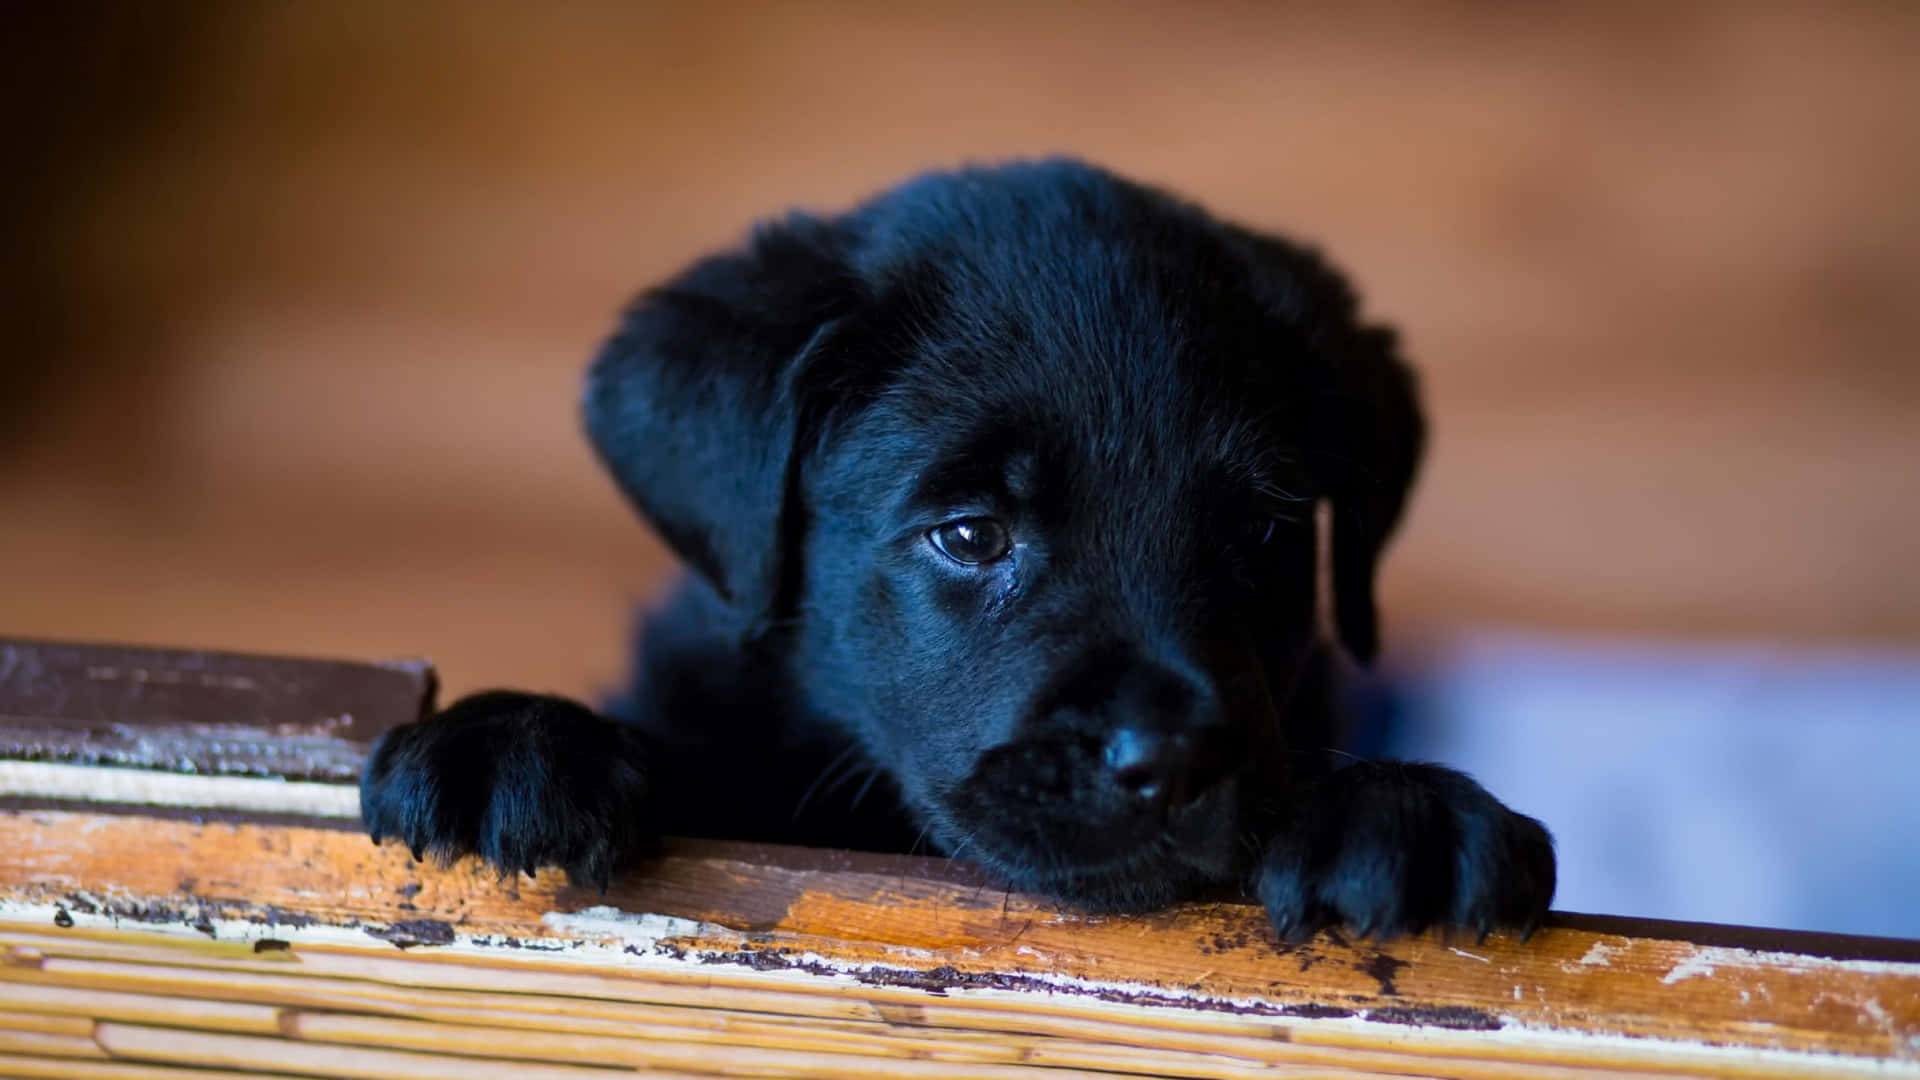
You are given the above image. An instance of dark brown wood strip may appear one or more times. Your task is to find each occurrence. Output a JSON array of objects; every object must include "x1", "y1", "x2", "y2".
[{"x1": 0, "y1": 638, "x2": 434, "y2": 782}]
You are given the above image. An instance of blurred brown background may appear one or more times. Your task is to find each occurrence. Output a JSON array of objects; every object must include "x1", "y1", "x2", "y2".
[{"x1": 5, "y1": 3, "x2": 1917, "y2": 701}]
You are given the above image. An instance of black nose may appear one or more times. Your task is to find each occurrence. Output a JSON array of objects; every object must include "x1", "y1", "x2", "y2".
[{"x1": 1103, "y1": 726, "x2": 1197, "y2": 809}]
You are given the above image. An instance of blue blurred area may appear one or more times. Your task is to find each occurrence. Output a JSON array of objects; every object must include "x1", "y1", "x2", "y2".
[{"x1": 1371, "y1": 631, "x2": 1920, "y2": 939}]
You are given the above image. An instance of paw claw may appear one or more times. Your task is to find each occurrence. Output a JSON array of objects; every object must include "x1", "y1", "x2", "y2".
[
  {"x1": 1256, "y1": 762, "x2": 1557, "y2": 945},
  {"x1": 357, "y1": 692, "x2": 655, "y2": 891}
]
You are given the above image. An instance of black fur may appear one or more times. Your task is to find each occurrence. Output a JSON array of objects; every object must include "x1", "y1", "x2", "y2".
[{"x1": 360, "y1": 159, "x2": 1555, "y2": 941}]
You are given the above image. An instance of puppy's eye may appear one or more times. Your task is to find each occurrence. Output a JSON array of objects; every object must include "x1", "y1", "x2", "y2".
[{"x1": 929, "y1": 518, "x2": 1012, "y2": 565}]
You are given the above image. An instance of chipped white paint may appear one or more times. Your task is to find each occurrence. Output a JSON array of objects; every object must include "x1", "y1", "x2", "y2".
[
  {"x1": 1678, "y1": 943, "x2": 1920, "y2": 980},
  {"x1": 541, "y1": 904, "x2": 726, "y2": 944},
  {"x1": 1579, "y1": 941, "x2": 1621, "y2": 967},
  {"x1": 545, "y1": 904, "x2": 945, "y2": 965},
  {"x1": 0, "y1": 761, "x2": 360, "y2": 818},
  {"x1": 1663, "y1": 952, "x2": 1719, "y2": 985},
  {"x1": 1646, "y1": 941, "x2": 1920, "y2": 996}
]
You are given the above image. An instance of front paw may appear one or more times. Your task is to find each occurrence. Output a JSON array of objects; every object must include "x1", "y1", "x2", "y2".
[
  {"x1": 1257, "y1": 762, "x2": 1554, "y2": 943},
  {"x1": 359, "y1": 691, "x2": 655, "y2": 890}
]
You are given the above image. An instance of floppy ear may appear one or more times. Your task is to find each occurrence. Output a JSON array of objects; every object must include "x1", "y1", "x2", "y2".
[
  {"x1": 1227, "y1": 228, "x2": 1426, "y2": 666},
  {"x1": 1315, "y1": 321, "x2": 1423, "y2": 666},
  {"x1": 582, "y1": 214, "x2": 858, "y2": 637}
]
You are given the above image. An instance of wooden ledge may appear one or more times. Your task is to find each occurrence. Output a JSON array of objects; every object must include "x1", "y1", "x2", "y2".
[
  {"x1": 3, "y1": 810, "x2": 1918, "y2": 1079},
  {"x1": 1, "y1": 638, "x2": 1916, "y2": 1077}
]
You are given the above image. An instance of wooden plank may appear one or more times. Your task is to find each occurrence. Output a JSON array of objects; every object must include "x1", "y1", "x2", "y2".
[
  {"x1": 3, "y1": 809, "x2": 1916, "y2": 1078},
  {"x1": 0, "y1": 637, "x2": 434, "y2": 784},
  {"x1": 0, "y1": 638, "x2": 1914, "y2": 1076}
]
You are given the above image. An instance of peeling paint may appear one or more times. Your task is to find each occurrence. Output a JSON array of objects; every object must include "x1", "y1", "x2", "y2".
[
  {"x1": 1579, "y1": 942, "x2": 1620, "y2": 967},
  {"x1": 4, "y1": 898, "x2": 1913, "y2": 1074},
  {"x1": 1367, "y1": 1004, "x2": 1503, "y2": 1031},
  {"x1": 1668, "y1": 943, "x2": 1920, "y2": 981},
  {"x1": 1662, "y1": 953, "x2": 1718, "y2": 985},
  {"x1": 367, "y1": 918, "x2": 456, "y2": 949},
  {"x1": 541, "y1": 904, "x2": 726, "y2": 945}
]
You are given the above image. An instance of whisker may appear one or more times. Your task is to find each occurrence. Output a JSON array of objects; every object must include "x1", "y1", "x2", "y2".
[
  {"x1": 848, "y1": 768, "x2": 882, "y2": 810},
  {"x1": 791, "y1": 744, "x2": 860, "y2": 821},
  {"x1": 948, "y1": 830, "x2": 981, "y2": 864},
  {"x1": 1254, "y1": 479, "x2": 1314, "y2": 505}
]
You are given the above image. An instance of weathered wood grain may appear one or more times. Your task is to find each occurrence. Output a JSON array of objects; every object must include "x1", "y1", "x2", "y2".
[
  {"x1": 0, "y1": 637, "x2": 434, "y2": 783},
  {"x1": 2, "y1": 809, "x2": 1916, "y2": 1078},
  {"x1": 1, "y1": 639, "x2": 1914, "y2": 1076}
]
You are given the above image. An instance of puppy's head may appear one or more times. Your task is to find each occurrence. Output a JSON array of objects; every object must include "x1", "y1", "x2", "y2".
[{"x1": 586, "y1": 161, "x2": 1422, "y2": 909}]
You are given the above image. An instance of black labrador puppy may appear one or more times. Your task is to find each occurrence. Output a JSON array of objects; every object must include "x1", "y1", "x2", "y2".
[{"x1": 361, "y1": 159, "x2": 1555, "y2": 942}]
